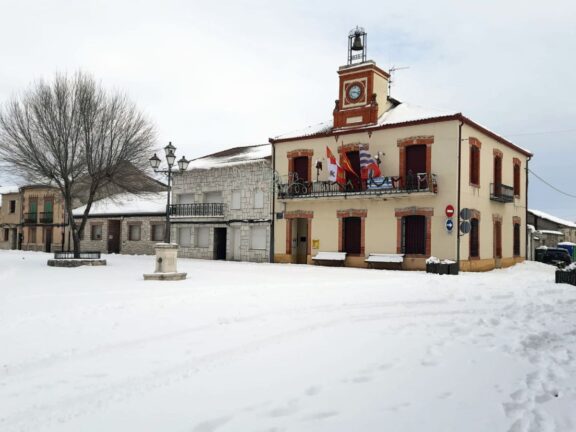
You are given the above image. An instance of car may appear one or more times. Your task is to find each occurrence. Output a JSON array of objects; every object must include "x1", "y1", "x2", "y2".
[{"x1": 539, "y1": 247, "x2": 572, "y2": 268}]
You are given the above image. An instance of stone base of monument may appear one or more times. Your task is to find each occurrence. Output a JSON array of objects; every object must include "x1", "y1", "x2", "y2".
[{"x1": 143, "y1": 243, "x2": 187, "y2": 281}]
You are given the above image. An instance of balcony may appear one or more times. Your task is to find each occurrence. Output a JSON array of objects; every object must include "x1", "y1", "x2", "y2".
[
  {"x1": 490, "y1": 183, "x2": 514, "y2": 203},
  {"x1": 39, "y1": 212, "x2": 53, "y2": 223},
  {"x1": 24, "y1": 212, "x2": 37, "y2": 223},
  {"x1": 277, "y1": 173, "x2": 437, "y2": 200},
  {"x1": 170, "y1": 203, "x2": 225, "y2": 217}
]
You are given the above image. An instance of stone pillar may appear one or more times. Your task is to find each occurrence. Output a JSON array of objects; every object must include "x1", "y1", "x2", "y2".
[{"x1": 144, "y1": 243, "x2": 187, "y2": 281}]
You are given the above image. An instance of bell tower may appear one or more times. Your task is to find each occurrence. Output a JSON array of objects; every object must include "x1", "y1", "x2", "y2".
[{"x1": 333, "y1": 27, "x2": 390, "y2": 129}]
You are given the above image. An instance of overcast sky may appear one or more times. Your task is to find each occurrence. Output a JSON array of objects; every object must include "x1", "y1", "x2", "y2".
[{"x1": 1, "y1": 0, "x2": 575, "y2": 219}]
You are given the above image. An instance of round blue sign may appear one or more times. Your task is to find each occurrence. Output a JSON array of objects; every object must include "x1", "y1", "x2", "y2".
[{"x1": 445, "y1": 218, "x2": 454, "y2": 232}]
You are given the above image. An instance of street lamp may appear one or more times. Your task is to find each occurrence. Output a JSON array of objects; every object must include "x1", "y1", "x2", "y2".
[{"x1": 149, "y1": 142, "x2": 189, "y2": 243}]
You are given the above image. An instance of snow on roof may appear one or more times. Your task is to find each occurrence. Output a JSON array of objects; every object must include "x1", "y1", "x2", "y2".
[
  {"x1": 529, "y1": 208, "x2": 576, "y2": 229},
  {"x1": 0, "y1": 186, "x2": 20, "y2": 207},
  {"x1": 558, "y1": 241, "x2": 576, "y2": 246},
  {"x1": 272, "y1": 101, "x2": 458, "y2": 140},
  {"x1": 73, "y1": 192, "x2": 167, "y2": 217},
  {"x1": 537, "y1": 230, "x2": 564, "y2": 236},
  {"x1": 186, "y1": 144, "x2": 270, "y2": 170}
]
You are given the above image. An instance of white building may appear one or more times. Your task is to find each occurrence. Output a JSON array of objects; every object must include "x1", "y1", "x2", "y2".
[{"x1": 171, "y1": 144, "x2": 272, "y2": 262}]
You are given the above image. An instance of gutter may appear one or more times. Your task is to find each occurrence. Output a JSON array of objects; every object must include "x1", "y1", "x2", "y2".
[
  {"x1": 525, "y1": 154, "x2": 532, "y2": 259},
  {"x1": 270, "y1": 138, "x2": 275, "y2": 263},
  {"x1": 457, "y1": 121, "x2": 463, "y2": 268}
]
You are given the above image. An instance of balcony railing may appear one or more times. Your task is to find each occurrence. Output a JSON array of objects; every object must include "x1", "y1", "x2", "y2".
[
  {"x1": 277, "y1": 173, "x2": 437, "y2": 200},
  {"x1": 39, "y1": 212, "x2": 53, "y2": 223},
  {"x1": 490, "y1": 183, "x2": 514, "y2": 203},
  {"x1": 170, "y1": 203, "x2": 225, "y2": 217},
  {"x1": 24, "y1": 212, "x2": 37, "y2": 223}
]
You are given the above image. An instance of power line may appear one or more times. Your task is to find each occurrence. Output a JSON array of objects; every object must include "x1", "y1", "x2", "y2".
[
  {"x1": 528, "y1": 168, "x2": 576, "y2": 199},
  {"x1": 503, "y1": 128, "x2": 576, "y2": 137}
]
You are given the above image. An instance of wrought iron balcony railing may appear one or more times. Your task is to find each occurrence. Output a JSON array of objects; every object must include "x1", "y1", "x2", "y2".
[
  {"x1": 24, "y1": 212, "x2": 37, "y2": 223},
  {"x1": 277, "y1": 173, "x2": 438, "y2": 199},
  {"x1": 39, "y1": 212, "x2": 53, "y2": 223},
  {"x1": 490, "y1": 183, "x2": 514, "y2": 203},
  {"x1": 170, "y1": 203, "x2": 225, "y2": 217}
]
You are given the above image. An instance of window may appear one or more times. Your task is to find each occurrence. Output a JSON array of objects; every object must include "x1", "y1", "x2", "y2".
[
  {"x1": 513, "y1": 223, "x2": 521, "y2": 256},
  {"x1": 231, "y1": 190, "x2": 241, "y2": 210},
  {"x1": 494, "y1": 220, "x2": 502, "y2": 258},
  {"x1": 470, "y1": 145, "x2": 480, "y2": 185},
  {"x1": 403, "y1": 215, "x2": 426, "y2": 255},
  {"x1": 29, "y1": 227, "x2": 37, "y2": 243},
  {"x1": 513, "y1": 162, "x2": 521, "y2": 197},
  {"x1": 254, "y1": 190, "x2": 264, "y2": 209},
  {"x1": 493, "y1": 154, "x2": 502, "y2": 197},
  {"x1": 250, "y1": 226, "x2": 267, "y2": 250},
  {"x1": 195, "y1": 227, "x2": 209, "y2": 248},
  {"x1": 292, "y1": 156, "x2": 309, "y2": 183},
  {"x1": 344, "y1": 151, "x2": 362, "y2": 191},
  {"x1": 178, "y1": 227, "x2": 192, "y2": 247},
  {"x1": 470, "y1": 218, "x2": 479, "y2": 258},
  {"x1": 204, "y1": 191, "x2": 222, "y2": 203},
  {"x1": 178, "y1": 193, "x2": 195, "y2": 204},
  {"x1": 9, "y1": 200, "x2": 16, "y2": 213},
  {"x1": 151, "y1": 223, "x2": 165, "y2": 241},
  {"x1": 128, "y1": 224, "x2": 141, "y2": 241},
  {"x1": 91, "y1": 224, "x2": 102, "y2": 240},
  {"x1": 3, "y1": 228, "x2": 9, "y2": 242},
  {"x1": 342, "y1": 217, "x2": 361, "y2": 254}
]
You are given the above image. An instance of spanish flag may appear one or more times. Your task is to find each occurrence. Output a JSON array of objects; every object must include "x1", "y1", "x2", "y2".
[{"x1": 340, "y1": 151, "x2": 359, "y2": 178}]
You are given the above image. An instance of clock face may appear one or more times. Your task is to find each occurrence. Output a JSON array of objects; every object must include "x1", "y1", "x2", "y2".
[{"x1": 348, "y1": 84, "x2": 362, "y2": 100}]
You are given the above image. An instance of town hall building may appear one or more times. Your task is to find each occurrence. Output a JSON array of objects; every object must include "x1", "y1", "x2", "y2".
[{"x1": 270, "y1": 28, "x2": 532, "y2": 271}]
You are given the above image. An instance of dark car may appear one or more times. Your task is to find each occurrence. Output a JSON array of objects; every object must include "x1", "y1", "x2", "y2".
[{"x1": 540, "y1": 248, "x2": 572, "y2": 268}]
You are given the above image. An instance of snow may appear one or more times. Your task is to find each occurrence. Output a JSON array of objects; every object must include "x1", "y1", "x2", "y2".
[
  {"x1": 558, "y1": 241, "x2": 576, "y2": 246},
  {"x1": 529, "y1": 209, "x2": 576, "y2": 229},
  {"x1": 365, "y1": 253, "x2": 404, "y2": 263},
  {"x1": 1, "y1": 251, "x2": 576, "y2": 432},
  {"x1": 312, "y1": 251, "x2": 346, "y2": 261},
  {"x1": 273, "y1": 102, "x2": 458, "y2": 140},
  {"x1": 72, "y1": 192, "x2": 167, "y2": 216},
  {"x1": 538, "y1": 230, "x2": 564, "y2": 236},
  {"x1": 186, "y1": 144, "x2": 270, "y2": 170}
]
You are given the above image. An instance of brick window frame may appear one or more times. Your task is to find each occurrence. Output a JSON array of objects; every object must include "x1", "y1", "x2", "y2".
[
  {"x1": 337, "y1": 209, "x2": 367, "y2": 255},
  {"x1": 513, "y1": 216, "x2": 521, "y2": 257},
  {"x1": 284, "y1": 210, "x2": 313, "y2": 255},
  {"x1": 397, "y1": 136, "x2": 433, "y2": 188},
  {"x1": 469, "y1": 137, "x2": 481, "y2": 187},
  {"x1": 287, "y1": 149, "x2": 313, "y2": 184},
  {"x1": 395, "y1": 207, "x2": 434, "y2": 257},
  {"x1": 468, "y1": 209, "x2": 481, "y2": 259},
  {"x1": 513, "y1": 158, "x2": 521, "y2": 197}
]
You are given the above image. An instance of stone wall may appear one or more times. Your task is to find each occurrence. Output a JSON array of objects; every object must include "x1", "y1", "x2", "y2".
[{"x1": 171, "y1": 159, "x2": 272, "y2": 262}]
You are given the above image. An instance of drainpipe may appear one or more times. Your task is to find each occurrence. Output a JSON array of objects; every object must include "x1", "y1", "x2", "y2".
[
  {"x1": 457, "y1": 120, "x2": 463, "y2": 269},
  {"x1": 270, "y1": 139, "x2": 275, "y2": 263},
  {"x1": 525, "y1": 154, "x2": 532, "y2": 259}
]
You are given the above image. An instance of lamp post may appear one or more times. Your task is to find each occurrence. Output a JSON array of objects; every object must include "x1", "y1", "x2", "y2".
[{"x1": 149, "y1": 142, "x2": 189, "y2": 244}]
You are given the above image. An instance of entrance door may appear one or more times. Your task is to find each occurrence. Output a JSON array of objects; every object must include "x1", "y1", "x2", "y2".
[
  {"x1": 231, "y1": 227, "x2": 241, "y2": 261},
  {"x1": 291, "y1": 218, "x2": 308, "y2": 264},
  {"x1": 214, "y1": 228, "x2": 227, "y2": 260},
  {"x1": 345, "y1": 151, "x2": 362, "y2": 191},
  {"x1": 44, "y1": 227, "x2": 53, "y2": 252},
  {"x1": 343, "y1": 217, "x2": 361, "y2": 254},
  {"x1": 10, "y1": 228, "x2": 17, "y2": 249},
  {"x1": 405, "y1": 145, "x2": 427, "y2": 189},
  {"x1": 107, "y1": 220, "x2": 121, "y2": 253}
]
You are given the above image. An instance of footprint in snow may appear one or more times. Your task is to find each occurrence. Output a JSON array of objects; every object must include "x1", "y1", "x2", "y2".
[
  {"x1": 191, "y1": 415, "x2": 233, "y2": 432},
  {"x1": 267, "y1": 400, "x2": 299, "y2": 418},
  {"x1": 305, "y1": 386, "x2": 321, "y2": 396},
  {"x1": 301, "y1": 411, "x2": 339, "y2": 421}
]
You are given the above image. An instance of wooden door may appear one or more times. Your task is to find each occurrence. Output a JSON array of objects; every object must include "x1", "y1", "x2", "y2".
[
  {"x1": 293, "y1": 157, "x2": 309, "y2": 183},
  {"x1": 343, "y1": 217, "x2": 361, "y2": 254},
  {"x1": 403, "y1": 215, "x2": 426, "y2": 255},
  {"x1": 214, "y1": 228, "x2": 227, "y2": 260},
  {"x1": 494, "y1": 156, "x2": 502, "y2": 197},
  {"x1": 494, "y1": 221, "x2": 502, "y2": 258},
  {"x1": 292, "y1": 218, "x2": 308, "y2": 264},
  {"x1": 107, "y1": 220, "x2": 121, "y2": 254},
  {"x1": 44, "y1": 227, "x2": 53, "y2": 252},
  {"x1": 346, "y1": 151, "x2": 362, "y2": 191},
  {"x1": 405, "y1": 145, "x2": 427, "y2": 189}
]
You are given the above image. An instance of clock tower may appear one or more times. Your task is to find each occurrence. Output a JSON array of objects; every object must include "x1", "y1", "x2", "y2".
[{"x1": 333, "y1": 28, "x2": 391, "y2": 129}]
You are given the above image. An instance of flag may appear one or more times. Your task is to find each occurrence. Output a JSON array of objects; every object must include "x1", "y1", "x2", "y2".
[
  {"x1": 340, "y1": 151, "x2": 359, "y2": 178},
  {"x1": 360, "y1": 148, "x2": 382, "y2": 179},
  {"x1": 326, "y1": 146, "x2": 346, "y2": 185}
]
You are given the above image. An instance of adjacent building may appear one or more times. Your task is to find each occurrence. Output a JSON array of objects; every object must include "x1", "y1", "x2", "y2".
[
  {"x1": 72, "y1": 192, "x2": 167, "y2": 255},
  {"x1": 0, "y1": 186, "x2": 20, "y2": 250},
  {"x1": 270, "y1": 29, "x2": 532, "y2": 271},
  {"x1": 527, "y1": 209, "x2": 576, "y2": 259},
  {"x1": 171, "y1": 144, "x2": 272, "y2": 262}
]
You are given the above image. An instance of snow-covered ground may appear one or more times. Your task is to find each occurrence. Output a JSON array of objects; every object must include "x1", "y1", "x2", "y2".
[{"x1": 1, "y1": 251, "x2": 575, "y2": 432}]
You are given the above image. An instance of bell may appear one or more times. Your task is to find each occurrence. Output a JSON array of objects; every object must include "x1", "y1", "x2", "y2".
[{"x1": 351, "y1": 34, "x2": 363, "y2": 51}]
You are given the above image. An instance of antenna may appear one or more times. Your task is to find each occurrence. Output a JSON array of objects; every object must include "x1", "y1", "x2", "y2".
[{"x1": 388, "y1": 66, "x2": 410, "y2": 96}]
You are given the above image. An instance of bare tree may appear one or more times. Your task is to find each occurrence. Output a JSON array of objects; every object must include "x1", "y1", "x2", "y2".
[{"x1": 0, "y1": 72, "x2": 156, "y2": 256}]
